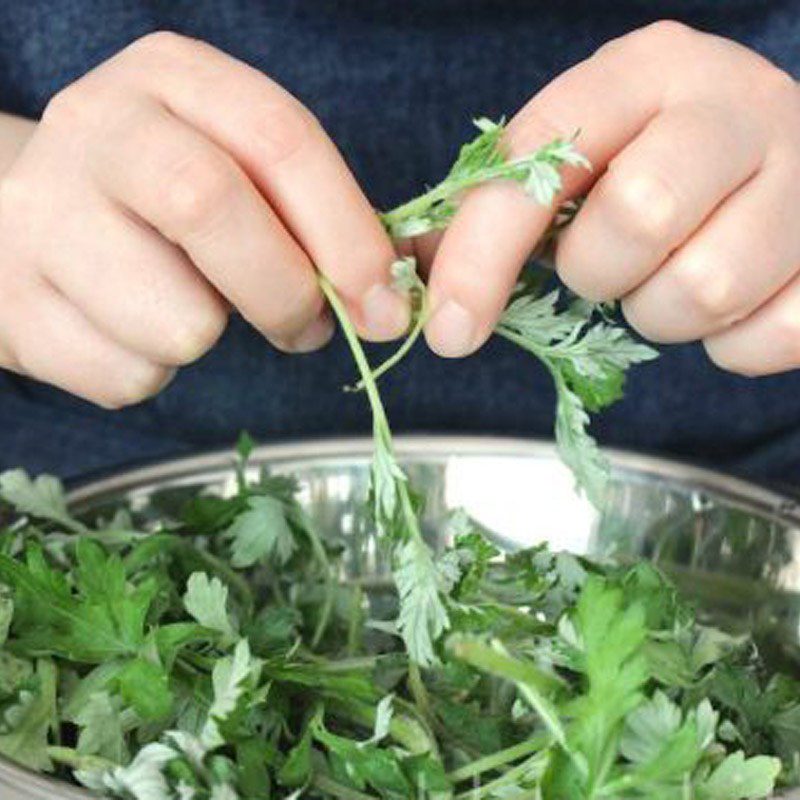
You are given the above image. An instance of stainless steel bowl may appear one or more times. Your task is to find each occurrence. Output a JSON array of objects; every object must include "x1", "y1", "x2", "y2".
[{"x1": 2, "y1": 436, "x2": 800, "y2": 800}]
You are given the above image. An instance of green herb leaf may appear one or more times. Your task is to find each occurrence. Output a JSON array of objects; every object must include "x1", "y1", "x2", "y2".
[
  {"x1": 202, "y1": 639, "x2": 260, "y2": 749},
  {"x1": 0, "y1": 659, "x2": 57, "y2": 771},
  {"x1": 393, "y1": 537, "x2": 450, "y2": 667},
  {"x1": 116, "y1": 657, "x2": 173, "y2": 722},
  {"x1": 703, "y1": 751, "x2": 782, "y2": 800},
  {"x1": 0, "y1": 469, "x2": 84, "y2": 533},
  {"x1": 184, "y1": 572, "x2": 239, "y2": 644},
  {"x1": 226, "y1": 495, "x2": 296, "y2": 569},
  {"x1": 498, "y1": 291, "x2": 657, "y2": 505},
  {"x1": 74, "y1": 691, "x2": 129, "y2": 764},
  {"x1": 0, "y1": 542, "x2": 156, "y2": 662}
]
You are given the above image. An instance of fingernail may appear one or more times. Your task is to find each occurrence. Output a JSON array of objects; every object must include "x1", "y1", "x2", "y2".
[
  {"x1": 426, "y1": 299, "x2": 477, "y2": 358},
  {"x1": 361, "y1": 283, "x2": 410, "y2": 341},
  {"x1": 283, "y1": 313, "x2": 335, "y2": 353}
]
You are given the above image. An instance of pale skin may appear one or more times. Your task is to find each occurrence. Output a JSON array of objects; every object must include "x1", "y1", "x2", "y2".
[{"x1": 0, "y1": 22, "x2": 798, "y2": 410}]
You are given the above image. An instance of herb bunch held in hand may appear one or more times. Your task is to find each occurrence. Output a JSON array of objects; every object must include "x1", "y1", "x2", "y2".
[
  {"x1": 376, "y1": 118, "x2": 657, "y2": 509},
  {"x1": 320, "y1": 118, "x2": 656, "y2": 661}
]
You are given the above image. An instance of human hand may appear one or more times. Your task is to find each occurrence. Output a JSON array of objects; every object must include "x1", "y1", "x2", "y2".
[
  {"x1": 424, "y1": 21, "x2": 800, "y2": 376},
  {"x1": 0, "y1": 32, "x2": 407, "y2": 408}
]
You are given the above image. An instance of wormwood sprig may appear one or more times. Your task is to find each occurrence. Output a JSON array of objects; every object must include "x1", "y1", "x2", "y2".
[
  {"x1": 381, "y1": 118, "x2": 589, "y2": 239},
  {"x1": 496, "y1": 292, "x2": 657, "y2": 505},
  {"x1": 346, "y1": 257, "x2": 428, "y2": 393},
  {"x1": 327, "y1": 118, "x2": 656, "y2": 663},
  {"x1": 371, "y1": 118, "x2": 657, "y2": 507},
  {"x1": 320, "y1": 275, "x2": 450, "y2": 668}
]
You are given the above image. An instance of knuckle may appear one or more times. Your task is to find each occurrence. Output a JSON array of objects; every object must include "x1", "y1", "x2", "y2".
[
  {"x1": 261, "y1": 282, "x2": 322, "y2": 340},
  {"x1": 0, "y1": 329, "x2": 21, "y2": 373},
  {"x1": 556, "y1": 257, "x2": 615, "y2": 303},
  {"x1": 130, "y1": 30, "x2": 196, "y2": 60},
  {"x1": 770, "y1": 308, "x2": 800, "y2": 362},
  {"x1": 751, "y1": 51, "x2": 797, "y2": 91},
  {"x1": 671, "y1": 256, "x2": 740, "y2": 323},
  {"x1": 164, "y1": 302, "x2": 228, "y2": 365},
  {"x1": 760, "y1": 63, "x2": 799, "y2": 111},
  {"x1": 703, "y1": 339, "x2": 761, "y2": 378},
  {"x1": 0, "y1": 345, "x2": 17, "y2": 372},
  {"x1": 511, "y1": 109, "x2": 564, "y2": 146},
  {"x1": 12, "y1": 339, "x2": 48, "y2": 384},
  {"x1": 602, "y1": 169, "x2": 682, "y2": 248},
  {"x1": 619, "y1": 298, "x2": 660, "y2": 342},
  {"x1": 164, "y1": 150, "x2": 236, "y2": 234},
  {"x1": 127, "y1": 32, "x2": 224, "y2": 77},
  {"x1": 637, "y1": 19, "x2": 694, "y2": 48},
  {"x1": 11, "y1": 347, "x2": 36, "y2": 380},
  {"x1": 250, "y1": 98, "x2": 317, "y2": 166},
  {"x1": 41, "y1": 82, "x2": 95, "y2": 128},
  {"x1": 597, "y1": 19, "x2": 692, "y2": 59}
]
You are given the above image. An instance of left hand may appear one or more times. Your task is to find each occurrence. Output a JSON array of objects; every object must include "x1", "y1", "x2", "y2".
[{"x1": 423, "y1": 21, "x2": 800, "y2": 376}]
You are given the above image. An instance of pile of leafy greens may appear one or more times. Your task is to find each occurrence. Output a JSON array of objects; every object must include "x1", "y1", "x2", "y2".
[
  {"x1": 0, "y1": 118, "x2": 796, "y2": 800},
  {"x1": 0, "y1": 455, "x2": 797, "y2": 800}
]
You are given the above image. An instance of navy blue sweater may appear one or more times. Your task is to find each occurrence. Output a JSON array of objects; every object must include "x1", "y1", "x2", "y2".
[{"x1": 0, "y1": 0, "x2": 798, "y2": 481}]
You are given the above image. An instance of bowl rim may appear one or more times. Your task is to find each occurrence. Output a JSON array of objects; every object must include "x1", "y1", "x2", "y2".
[
  {"x1": 68, "y1": 434, "x2": 800, "y2": 526},
  {"x1": 3, "y1": 434, "x2": 800, "y2": 799}
]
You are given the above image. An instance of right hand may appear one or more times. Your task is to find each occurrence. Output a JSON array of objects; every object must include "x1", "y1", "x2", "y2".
[{"x1": 0, "y1": 32, "x2": 408, "y2": 408}]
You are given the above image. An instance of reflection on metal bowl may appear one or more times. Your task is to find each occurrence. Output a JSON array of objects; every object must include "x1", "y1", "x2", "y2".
[{"x1": 1, "y1": 436, "x2": 799, "y2": 800}]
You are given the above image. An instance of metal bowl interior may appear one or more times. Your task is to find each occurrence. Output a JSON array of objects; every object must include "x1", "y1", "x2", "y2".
[{"x1": 2, "y1": 436, "x2": 799, "y2": 800}]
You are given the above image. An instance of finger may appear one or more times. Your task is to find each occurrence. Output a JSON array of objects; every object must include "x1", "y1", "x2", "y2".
[
  {"x1": 39, "y1": 197, "x2": 229, "y2": 365},
  {"x1": 91, "y1": 101, "x2": 333, "y2": 351},
  {"x1": 556, "y1": 102, "x2": 763, "y2": 300},
  {"x1": 622, "y1": 158, "x2": 800, "y2": 342},
  {"x1": 0, "y1": 338, "x2": 15, "y2": 372},
  {"x1": 703, "y1": 271, "x2": 800, "y2": 376},
  {"x1": 424, "y1": 39, "x2": 667, "y2": 357},
  {"x1": 1, "y1": 279, "x2": 173, "y2": 408},
  {"x1": 412, "y1": 230, "x2": 444, "y2": 278},
  {"x1": 114, "y1": 33, "x2": 407, "y2": 340}
]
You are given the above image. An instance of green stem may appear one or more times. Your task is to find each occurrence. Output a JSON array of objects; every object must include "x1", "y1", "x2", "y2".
[
  {"x1": 311, "y1": 772, "x2": 380, "y2": 800},
  {"x1": 299, "y1": 653, "x2": 380, "y2": 671},
  {"x1": 47, "y1": 746, "x2": 115, "y2": 773},
  {"x1": 319, "y1": 274, "x2": 424, "y2": 547},
  {"x1": 380, "y1": 157, "x2": 545, "y2": 234},
  {"x1": 347, "y1": 291, "x2": 429, "y2": 393},
  {"x1": 305, "y1": 520, "x2": 335, "y2": 650},
  {"x1": 325, "y1": 695, "x2": 433, "y2": 755},
  {"x1": 62, "y1": 517, "x2": 90, "y2": 536},
  {"x1": 394, "y1": 695, "x2": 441, "y2": 757},
  {"x1": 494, "y1": 325, "x2": 545, "y2": 359},
  {"x1": 319, "y1": 275, "x2": 391, "y2": 432},
  {"x1": 453, "y1": 751, "x2": 548, "y2": 800},
  {"x1": 346, "y1": 585, "x2": 364, "y2": 656},
  {"x1": 51, "y1": 528, "x2": 148, "y2": 548},
  {"x1": 447, "y1": 735, "x2": 550, "y2": 784},
  {"x1": 407, "y1": 650, "x2": 433, "y2": 719},
  {"x1": 404, "y1": 662, "x2": 439, "y2": 755},
  {"x1": 596, "y1": 773, "x2": 638, "y2": 797},
  {"x1": 272, "y1": 576, "x2": 289, "y2": 606}
]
